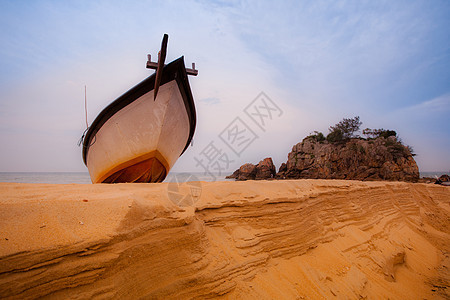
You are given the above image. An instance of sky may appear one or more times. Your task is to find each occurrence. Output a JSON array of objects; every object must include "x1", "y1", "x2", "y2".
[{"x1": 0, "y1": 0, "x2": 449, "y2": 175}]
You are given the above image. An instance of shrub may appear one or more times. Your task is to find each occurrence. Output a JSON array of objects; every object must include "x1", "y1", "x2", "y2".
[
  {"x1": 407, "y1": 145, "x2": 416, "y2": 156},
  {"x1": 363, "y1": 128, "x2": 397, "y2": 139},
  {"x1": 380, "y1": 130, "x2": 397, "y2": 139},
  {"x1": 384, "y1": 138, "x2": 416, "y2": 157},
  {"x1": 305, "y1": 131, "x2": 325, "y2": 142},
  {"x1": 326, "y1": 129, "x2": 344, "y2": 143}
]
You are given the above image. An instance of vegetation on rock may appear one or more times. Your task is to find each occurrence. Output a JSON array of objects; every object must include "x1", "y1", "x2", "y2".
[
  {"x1": 362, "y1": 128, "x2": 397, "y2": 139},
  {"x1": 326, "y1": 116, "x2": 362, "y2": 142},
  {"x1": 305, "y1": 131, "x2": 326, "y2": 143},
  {"x1": 305, "y1": 117, "x2": 414, "y2": 155}
]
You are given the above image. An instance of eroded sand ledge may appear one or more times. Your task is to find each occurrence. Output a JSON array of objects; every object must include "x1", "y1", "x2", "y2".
[{"x1": 0, "y1": 180, "x2": 449, "y2": 299}]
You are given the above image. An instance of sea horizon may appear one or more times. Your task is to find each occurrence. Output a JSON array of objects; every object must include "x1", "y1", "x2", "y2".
[
  {"x1": 0, "y1": 171, "x2": 233, "y2": 184},
  {"x1": 0, "y1": 171, "x2": 447, "y2": 184}
]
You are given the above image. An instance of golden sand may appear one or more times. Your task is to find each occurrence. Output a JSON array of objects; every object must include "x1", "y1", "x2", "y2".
[{"x1": 0, "y1": 180, "x2": 449, "y2": 299}]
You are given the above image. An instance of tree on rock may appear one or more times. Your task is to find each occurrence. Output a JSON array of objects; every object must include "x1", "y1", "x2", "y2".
[
  {"x1": 327, "y1": 116, "x2": 362, "y2": 142},
  {"x1": 362, "y1": 128, "x2": 397, "y2": 139}
]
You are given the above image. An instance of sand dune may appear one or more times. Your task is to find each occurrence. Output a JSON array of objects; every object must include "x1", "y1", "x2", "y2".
[{"x1": 0, "y1": 180, "x2": 449, "y2": 299}]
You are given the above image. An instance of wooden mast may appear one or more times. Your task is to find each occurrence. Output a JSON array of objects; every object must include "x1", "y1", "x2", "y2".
[
  {"x1": 153, "y1": 34, "x2": 168, "y2": 100},
  {"x1": 146, "y1": 34, "x2": 198, "y2": 80}
]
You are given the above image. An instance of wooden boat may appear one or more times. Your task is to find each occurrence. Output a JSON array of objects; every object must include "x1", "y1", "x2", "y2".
[{"x1": 82, "y1": 35, "x2": 197, "y2": 183}]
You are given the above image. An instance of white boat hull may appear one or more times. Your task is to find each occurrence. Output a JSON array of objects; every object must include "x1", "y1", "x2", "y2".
[{"x1": 82, "y1": 57, "x2": 196, "y2": 183}]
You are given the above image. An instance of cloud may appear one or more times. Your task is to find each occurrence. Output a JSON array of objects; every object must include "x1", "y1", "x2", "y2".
[
  {"x1": 219, "y1": 1, "x2": 448, "y2": 112},
  {"x1": 408, "y1": 93, "x2": 450, "y2": 112}
]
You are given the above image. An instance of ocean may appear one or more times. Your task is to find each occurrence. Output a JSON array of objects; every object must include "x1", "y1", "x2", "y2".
[
  {"x1": 0, "y1": 172, "x2": 232, "y2": 184},
  {"x1": 0, "y1": 171, "x2": 447, "y2": 184}
]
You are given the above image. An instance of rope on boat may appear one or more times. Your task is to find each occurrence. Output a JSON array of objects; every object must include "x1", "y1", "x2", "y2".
[
  {"x1": 78, "y1": 85, "x2": 90, "y2": 147},
  {"x1": 84, "y1": 85, "x2": 89, "y2": 129}
]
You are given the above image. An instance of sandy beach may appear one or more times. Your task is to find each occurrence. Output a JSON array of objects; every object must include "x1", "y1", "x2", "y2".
[{"x1": 0, "y1": 180, "x2": 449, "y2": 299}]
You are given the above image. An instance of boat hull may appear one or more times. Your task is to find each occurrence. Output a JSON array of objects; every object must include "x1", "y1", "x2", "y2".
[{"x1": 82, "y1": 57, "x2": 196, "y2": 183}]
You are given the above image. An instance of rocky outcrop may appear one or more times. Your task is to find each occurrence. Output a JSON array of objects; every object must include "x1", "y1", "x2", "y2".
[
  {"x1": 419, "y1": 177, "x2": 436, "y2": 184},
  {"x1": 276, "y1": 136, "x2": 419, "y2": 182},
  {"x1": 226, "y1": 163, "x2": 256, "y2": 180},
  {"x1": 435, "y1": 174, "x2": 450, "y2": 186},
  {"x1": 255, "y1": 157, "x2": 277, "y2": 179},
  {"x1": 226, "y1": 157, "x2": 276, "y2": 181}
]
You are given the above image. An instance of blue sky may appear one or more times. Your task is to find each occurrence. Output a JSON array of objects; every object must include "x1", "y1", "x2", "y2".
[{"x1": 0, "y1": 0, "x2": 449, "y2": 174}]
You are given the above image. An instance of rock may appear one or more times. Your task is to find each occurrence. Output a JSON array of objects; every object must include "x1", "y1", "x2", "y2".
[
  {"x1": 435, "y1": 174, "x2": 450, "y2": 185},
  {"x1": 237, "y1": 163, "x2": 257, "y2": 181},
  {"x1": 276, "y1": 163, "x2": 287, "y2": 179},
  {"x1": 276, "y1": 136, "x2": 419, "y2": 182},
  {"x1": 225, "y1": 169, "x2": 240, "y2": 179},
  {"x1": 418, "y1": 177, "x2": 435, "y2": 184},
  {"x1": 227, "y1": 158, "x2": 276, "y2": 181},
  {"x1": 440, "y1": 174, "x2": 450, "y2": 182},
  {"x1": 228, "y1": 134, "x2": 420, "y2": 183},
  {"x1": 255, "y1": 158, "x2": 276, "y2": 180}
]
